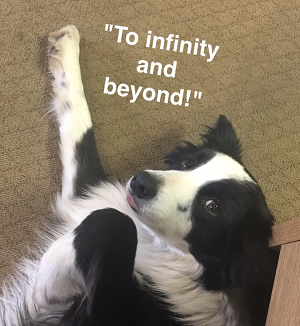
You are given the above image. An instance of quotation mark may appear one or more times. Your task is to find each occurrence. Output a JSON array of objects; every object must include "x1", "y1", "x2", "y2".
[
  {"x1": 194, "y1": 91, "x2": 202, "y2": 99},
  {"x1": 185, "y1": 90, "x2": 202, "y2": 106},
  {"x1": 104, "y1": 23, "x2": 203, "y2": 107},
  {"x1": 104, "y1": 24, "x2": 137, "y2": 45},
  {"x1": 105, "y1": 24, "x2": 114, "y2": 32}
]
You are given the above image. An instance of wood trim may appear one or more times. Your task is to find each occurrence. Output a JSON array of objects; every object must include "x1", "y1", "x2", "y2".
[
  {"x1": 269, "y1": 217, "x2": 300, "y2": 248},
  {"x1": 265, "y1": 241, "x2": 300, "y2": 325}
]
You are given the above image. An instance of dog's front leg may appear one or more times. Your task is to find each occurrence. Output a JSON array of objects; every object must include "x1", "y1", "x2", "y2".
[
  {"x1": 33, "y1": 208, "x2": 137, "y2": 321},
  {"x1": 32, "y1": 230, "x2": 84, "y2": 309},
  {"x1": 48, "y1": 26, "x2": 106, "y2": 200}
]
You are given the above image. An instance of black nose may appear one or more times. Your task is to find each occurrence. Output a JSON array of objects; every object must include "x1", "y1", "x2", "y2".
[{"x1": 130, "y1": 171, "x2": 158, "y2": 199}]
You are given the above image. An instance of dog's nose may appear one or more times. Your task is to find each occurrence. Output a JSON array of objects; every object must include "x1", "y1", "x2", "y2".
[{"x1": 130, "y1": 171, "x2": 158, "y2": 199}]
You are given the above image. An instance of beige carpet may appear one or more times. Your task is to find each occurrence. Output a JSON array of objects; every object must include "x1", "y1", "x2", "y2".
[{"x1": 1, "y1": 0, "x2": 299, "y2": 282}]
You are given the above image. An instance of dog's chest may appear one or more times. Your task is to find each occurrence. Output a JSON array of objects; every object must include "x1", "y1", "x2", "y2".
[{"x1": 134, "y1": 241, "x2": 243, "y2": 326}]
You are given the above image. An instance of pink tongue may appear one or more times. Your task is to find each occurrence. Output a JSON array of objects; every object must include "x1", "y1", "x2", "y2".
[{"x1": 126, "y1": 193, "x2": 136, "y2": 209}]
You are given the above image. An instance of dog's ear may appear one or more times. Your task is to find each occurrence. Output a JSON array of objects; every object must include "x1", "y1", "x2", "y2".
[
  {"x1": 228, "y1": 207, "x2": 275, "y2": 288},
  {"x1": 201, "y1": 115, "x2": 243, "y2": 163},
  {"x1": 227, "y1": 208, "x2": 276, "y2": 326},
  {"x1": 165, "y1": 116, "x2": 241, "y2": 169}
]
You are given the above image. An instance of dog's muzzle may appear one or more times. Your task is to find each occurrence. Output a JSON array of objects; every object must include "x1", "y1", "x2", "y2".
[
  {"x1": 126, "y1": 171, "x2": 160, "y2": 212},
  {"x1": 130, "y1": 171, "x2": 158, "y2": 199}
]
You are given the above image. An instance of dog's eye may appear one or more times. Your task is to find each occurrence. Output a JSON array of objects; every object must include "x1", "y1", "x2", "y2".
[
  {"x1": 180, "y1": 159, "x2": 193, "y2": 170},
  {"x1": 205, "y1": 200, "x2": 220, "y2": 216}
]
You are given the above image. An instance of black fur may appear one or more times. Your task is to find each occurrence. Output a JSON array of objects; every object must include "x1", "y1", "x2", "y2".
[
  {"x1": 164, "y1": 142, "x2": 216, "y2": 170},
  {"x1": 74, "y1": 128, "x2": 107, "y2": 197},
  {"x1": 201, "y1": 115, "x2": 243, "y2": 163},
  {"x1": 164, "y1": 115, "x2": 242, "y2": 170},
  {"x1": 59, "y1": 209, "x2": 182, "y2": 326},
  {"x1": 68, "y1": 209, "x2": 137, "y2": 326},
  {"x1": 164, "y1": 115, "x2": 276, "y2": 325},
  {"x1": 21, "y1": 115, "x2": 276, "y2": 326},
  {"x1": 185, "y1": 180, "x2": 274, "y2": 291}
]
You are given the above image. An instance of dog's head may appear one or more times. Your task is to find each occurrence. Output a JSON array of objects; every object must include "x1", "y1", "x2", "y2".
[{"x1": 127, "y1": 115, "x2": 274, "y2": 289}]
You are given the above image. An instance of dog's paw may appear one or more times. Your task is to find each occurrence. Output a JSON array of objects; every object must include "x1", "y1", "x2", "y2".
[
  {"x1": 33, "y1": 232, "x2": 84, "y2": 310},
  {"x1": 48, "y1": 25, "x2": 80, "y2": 76}
]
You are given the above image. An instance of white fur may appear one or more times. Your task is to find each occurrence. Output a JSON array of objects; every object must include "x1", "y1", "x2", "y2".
[
  {"x1": 33, "y1": 232, "x2": 84, "y2": 309},
  {"x1": 53, "y1": 182, "x2": 243, "y2": 326},
  {"x1": 0, "y1": 26, "x2": 251, "y2": 326},
  {"x1": 128, "y1": 153, "x2": 254, "y2": 239},
  {"x1": 48, "y1": 25, "x2": 93, "y2": 200}
]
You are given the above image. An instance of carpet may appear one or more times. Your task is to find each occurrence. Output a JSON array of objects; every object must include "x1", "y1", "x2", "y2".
[{"x1": 1, "y1": 0, "x2": 299, "y2": 282}]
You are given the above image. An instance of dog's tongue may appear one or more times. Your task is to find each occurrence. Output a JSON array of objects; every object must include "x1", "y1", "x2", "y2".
[{"x1": 126, "y1": 193, "x2": 136, "y2": 209}]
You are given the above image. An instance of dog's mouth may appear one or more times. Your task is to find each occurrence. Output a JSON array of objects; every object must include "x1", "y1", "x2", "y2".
[{"x1": 126, "y1": 192, "x2": 137, "y2": 212}]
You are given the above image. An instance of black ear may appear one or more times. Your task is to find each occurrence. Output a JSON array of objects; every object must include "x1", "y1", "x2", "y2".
[
  {"x1": 228, "y1": 208, "x2": 275, "y2": 288},
  {"x1": 202, "y1": 115, "x2": 243, "y2": 163},
  {"x1": 227, "y1": 208, "x2": 277, "y2": 326}
]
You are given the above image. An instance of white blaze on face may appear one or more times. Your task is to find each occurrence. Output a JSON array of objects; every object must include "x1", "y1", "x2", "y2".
[
  {"x1": 190, "y1": 153, "x2": 254, "y2": 185},
  {"x1": 135, "y1": 153, "x2": 255, "y2": 240}
]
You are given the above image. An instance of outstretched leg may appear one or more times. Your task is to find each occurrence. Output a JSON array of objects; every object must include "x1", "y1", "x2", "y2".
[
  {"x1": 48, "y1": 25, "x2": 106, "y2": 199},
  {"x1": 32, "y1": 26, "x2": 116, "y2": 317}
]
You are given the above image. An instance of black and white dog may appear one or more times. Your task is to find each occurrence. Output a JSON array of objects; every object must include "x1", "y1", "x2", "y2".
[{"x1": 0, "y1": 26, "x2": 276, "y2": 326}]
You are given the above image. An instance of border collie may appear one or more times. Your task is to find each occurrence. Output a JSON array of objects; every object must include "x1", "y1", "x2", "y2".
[{"x1": 0, "y1": 26, "x2": 275, "y2": 326}]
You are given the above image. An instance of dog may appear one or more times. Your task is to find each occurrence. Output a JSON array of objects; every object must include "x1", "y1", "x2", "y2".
[{"x1": 0, "y1": 26, "x2": 276, "y2": 326}]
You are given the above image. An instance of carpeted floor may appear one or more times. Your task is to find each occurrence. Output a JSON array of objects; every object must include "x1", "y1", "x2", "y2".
[{"x1": 0, "y1": 0, "x2": 299, "y2": 283}]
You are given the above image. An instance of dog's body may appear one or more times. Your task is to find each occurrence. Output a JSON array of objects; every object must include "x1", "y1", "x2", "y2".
[{"x1": 0, "y1": 26, "x2": 275, "y2": 326}]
